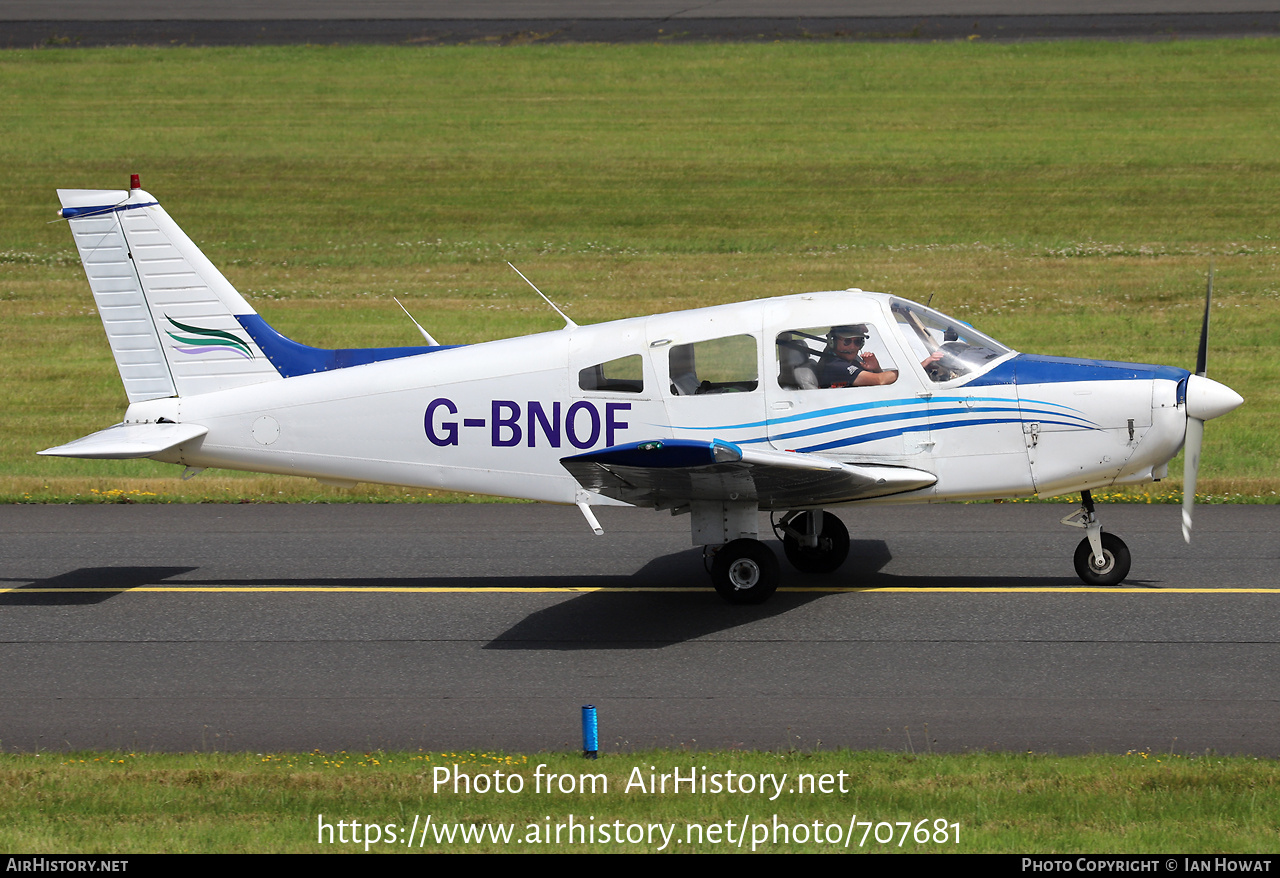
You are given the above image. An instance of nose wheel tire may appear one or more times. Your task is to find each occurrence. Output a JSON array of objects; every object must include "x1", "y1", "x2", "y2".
[
  {"x1": 1073, "y1": 533, "x2": 1131, "y2": 586},
  {"x1": 711, "y1": 539, "x2": 779, "y2": 604},
  {"x1": 781, "y1": 511, "x2": 850, "y2": 574}
]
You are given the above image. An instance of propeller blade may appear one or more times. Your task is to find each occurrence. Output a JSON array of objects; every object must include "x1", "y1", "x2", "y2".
[
  {"x1": 1183, "y1": 265, "x2": 1211, "y2": 543},
  {"x1": 1181, "y1": 416, "x2": 1204, "y2": 543},
  {"x1": 1195, "y1": 265, "x2": 1212, "y2": 377}
]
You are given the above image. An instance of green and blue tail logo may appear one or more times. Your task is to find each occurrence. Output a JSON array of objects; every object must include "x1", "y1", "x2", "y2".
[{"x1": 165, "y1": 316, "x2": 254, "y2": 360}]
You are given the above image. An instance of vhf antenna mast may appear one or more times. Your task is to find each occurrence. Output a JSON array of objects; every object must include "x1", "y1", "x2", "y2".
[{"x1": 508, "y1": 262, "x2": 577, "y2": 330}]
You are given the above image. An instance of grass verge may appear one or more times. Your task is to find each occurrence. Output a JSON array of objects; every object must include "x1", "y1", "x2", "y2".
[{"x1": 2, "y1": 749, "x2": 1277, "y2": 853}]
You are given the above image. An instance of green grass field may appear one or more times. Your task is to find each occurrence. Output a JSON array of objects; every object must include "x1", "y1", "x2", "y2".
[
  {"x1": 3, "y1": 749, "x2": 1278, "y2": 853},
  {"x1": 2, "y1": 39, "x2": 1277, "y2": 505}
]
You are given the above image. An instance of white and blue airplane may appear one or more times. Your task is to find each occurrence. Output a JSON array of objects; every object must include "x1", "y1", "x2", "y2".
[{"x1": 43, "y1": 177, "x2": 1244, "y2": 603}]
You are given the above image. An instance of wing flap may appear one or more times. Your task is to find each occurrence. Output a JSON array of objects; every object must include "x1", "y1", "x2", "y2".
[
  {"x1": 561, "y1": 439, "x2": 935, "y2": 509},
  {"x1": 39, "y1": 422, "x2": 208, "y2": 460}
]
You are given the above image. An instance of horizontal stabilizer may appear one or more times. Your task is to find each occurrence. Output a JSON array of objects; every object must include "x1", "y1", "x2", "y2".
[
  {"x1": 38, "y1": 422, "x2": 208, "y2": 460},
  {"x1": 562, "y1": 439, "x2": 936, "y2": 509}
]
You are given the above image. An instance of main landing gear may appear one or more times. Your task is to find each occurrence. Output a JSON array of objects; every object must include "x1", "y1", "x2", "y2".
[
  {"x1": 701, "y1": 492, "x2": 1132, "y2": 601},
  {"x1": 1062, "y1": 489, "x2": 1131, "y2": 586},
  {"x1": 774, "y1": 510, "x2": 850, "y2": 574},
  {"x1": 699, "y1": 504, "x2": 851, "y2": 605},
  {"x1": 709, "y1": 539, "x2": 779, "y2": 604}
]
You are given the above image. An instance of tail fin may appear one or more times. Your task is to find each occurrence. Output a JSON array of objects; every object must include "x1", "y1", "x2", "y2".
[{"x1": 58, "y1": 179, "x2": 283, "y2": 402}]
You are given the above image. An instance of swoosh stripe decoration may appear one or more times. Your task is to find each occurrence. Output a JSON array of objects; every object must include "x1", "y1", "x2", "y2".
[{"x1": 165, "y1": 316, "x2": 254, "y2": 359}]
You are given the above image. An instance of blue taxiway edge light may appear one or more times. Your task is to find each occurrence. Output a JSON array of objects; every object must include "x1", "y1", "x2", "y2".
[{"x1": 582, "y1": 705, "x2": 598, "y2": 759}]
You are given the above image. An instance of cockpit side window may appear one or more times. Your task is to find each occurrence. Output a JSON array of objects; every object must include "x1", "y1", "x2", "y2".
[
  {"x1": 776, "y1": 325, "x2": 899, "y2": 390},
  {"x1": 668, "y1": 334, "x2": 758, "y2": 396},
  {"x1": 579, "y1": 354, "x2": 644, "y2": 394},
  {"x1": 890, "y1": 300, "x2": 1009, "y2": 383}
]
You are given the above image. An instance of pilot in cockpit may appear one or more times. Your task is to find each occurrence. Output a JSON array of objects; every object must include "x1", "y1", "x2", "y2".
[{"x1": 816, "y1": 324, "x2": 900, "y2": 388}]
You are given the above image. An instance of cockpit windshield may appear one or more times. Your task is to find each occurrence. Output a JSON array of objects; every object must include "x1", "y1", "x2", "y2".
[{"x1": 889, "y1": 298, "x2": 1012, "y2": 383}]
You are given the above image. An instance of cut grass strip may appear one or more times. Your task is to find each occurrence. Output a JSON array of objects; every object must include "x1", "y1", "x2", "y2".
[
  {"x1": 2, "y1": 40, "x2": 1276, "y2": 500},
  {"x1": 1, "y1": 749, "x2": 1276, "y2": 853}
]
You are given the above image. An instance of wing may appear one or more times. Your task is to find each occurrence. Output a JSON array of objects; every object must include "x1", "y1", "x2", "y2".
[{"x1": 561, "y1": 439, "x2": 935, "y2": 510}]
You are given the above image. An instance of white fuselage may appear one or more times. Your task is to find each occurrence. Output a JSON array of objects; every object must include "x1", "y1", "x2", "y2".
[{"x1": 122, "y1": 291, "x2": 1191, "y2": 508}]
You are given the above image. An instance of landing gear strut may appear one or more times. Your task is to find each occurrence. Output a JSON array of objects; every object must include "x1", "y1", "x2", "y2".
[
  {"x1": 1062, "y1": 490, "x2": 1131, "y2": 586},
  {"x1": 774, "y1": 510, "x2": 850, "y2": 574},
  {"x1": 692, "y1": 500, "x2": 780, "y2": 604}
]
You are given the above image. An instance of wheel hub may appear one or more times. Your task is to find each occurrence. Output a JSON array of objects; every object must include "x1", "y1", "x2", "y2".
[{"x1": 727, "y1": 558, "x2": 761, "y2": 589}]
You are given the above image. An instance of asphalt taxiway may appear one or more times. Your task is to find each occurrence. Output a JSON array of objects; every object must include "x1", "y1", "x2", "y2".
[
  {"x1": 5, "y1": 1, "x2": 1280, "y2": 46},
  {"x1": 2, "y1": 502, "x2": 1276, "y2": 755},
  {"x1": 6, "y1": 1, "x2": 1275, "y2": 755}
]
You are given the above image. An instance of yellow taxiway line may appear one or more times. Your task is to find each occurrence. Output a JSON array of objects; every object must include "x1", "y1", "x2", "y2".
[{"x1": 4, "y1": 586, "x2": 1277, "y2": 594}]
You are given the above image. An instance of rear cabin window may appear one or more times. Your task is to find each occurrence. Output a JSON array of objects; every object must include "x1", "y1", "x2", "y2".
[
  {"x1": 578, "y1": 354, "x2": 644, "y2": 394},
  {"x1": 668, "y1": 335, "x2": 758, "y2": 396}
]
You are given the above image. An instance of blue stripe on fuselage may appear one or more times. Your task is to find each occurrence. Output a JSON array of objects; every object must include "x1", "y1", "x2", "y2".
[
  {"x1": 967, "y1": 353, "x2": 1190, "y2": 387},
  {"x1": 795, "y1": 416, "x2": 1038, "y2": 453},
  {"x1": 235, "y1": 314, "x2": 462, "y2": 378},
  {"x1": 665, "y1": 393, "x2": 1085, "y2": 436},
  {"x1": 660, "y1": 353, "x2": 1182, "y2": 454}
]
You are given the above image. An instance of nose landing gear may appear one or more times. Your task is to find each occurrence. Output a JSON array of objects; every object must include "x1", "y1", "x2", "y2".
[{"x1": 1062, "y1": 490, "x2": 1131, "y2": 586}]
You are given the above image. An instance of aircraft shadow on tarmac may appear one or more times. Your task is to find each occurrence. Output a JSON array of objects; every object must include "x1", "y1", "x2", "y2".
[
  {"x1": 1, "y1": 538, "x2": 1091, "y2": 626},
  {"x1": 0, "y1": 567, "x2": 198, "y2": 605},
  {"x1": 485, "y1": 539, "x2": 1087, "y2": 650}
]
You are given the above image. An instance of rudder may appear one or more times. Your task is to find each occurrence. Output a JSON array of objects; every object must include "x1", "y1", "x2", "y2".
[{"x1": 58, "y1": 177, "x2": 282, "y2": 402}]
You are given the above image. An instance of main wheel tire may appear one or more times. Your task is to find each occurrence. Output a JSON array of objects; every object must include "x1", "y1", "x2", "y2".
[
  {"x1": 782, "y1": 511, "x2": 850, "y2": 574},
  {"x1": 1073, "y1": 533, "x2": 1131, "y2": 586},
  {"x1": 711, "y1": 539, "x2": 780, "y2": 604}
]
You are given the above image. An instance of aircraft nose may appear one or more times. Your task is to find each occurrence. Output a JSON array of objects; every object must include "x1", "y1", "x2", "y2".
[{"x1": 1185, "y1": 374, "x2": 1244, "y2": 421}]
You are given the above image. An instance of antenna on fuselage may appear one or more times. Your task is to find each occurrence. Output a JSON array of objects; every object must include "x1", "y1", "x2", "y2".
[
  {"x1": 508, "y1": 262, "x2": 578, "y2": 330},
  {"x1": 393, "y1": 297, "x2": 440, "y2": 346}
]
